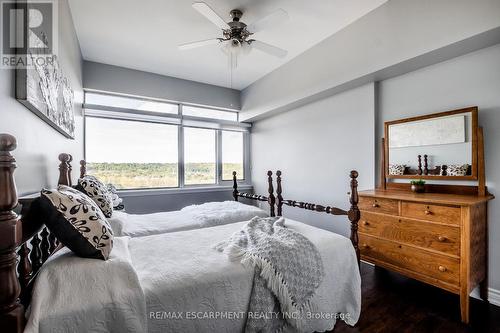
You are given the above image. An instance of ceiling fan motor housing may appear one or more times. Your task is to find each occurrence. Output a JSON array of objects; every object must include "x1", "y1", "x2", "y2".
[{"x1": 222, "y1": 9, "x2": 250, "y2": 43}]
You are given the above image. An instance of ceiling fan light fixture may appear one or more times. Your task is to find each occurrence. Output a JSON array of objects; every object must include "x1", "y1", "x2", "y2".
[{"x1": 180, "y1": 3, "x2": 289, "y2": 66}]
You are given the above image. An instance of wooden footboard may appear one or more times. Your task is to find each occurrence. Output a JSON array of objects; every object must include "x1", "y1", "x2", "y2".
[
  {"x1": 233, "y1": 170, "x2": 276, "y2": 217},
  {"x1": 234, "y1": 167, "x2": 360, "y2": 264},
  {"x1": 275, "y1": 170, "x2": 361, "y2": 264}
]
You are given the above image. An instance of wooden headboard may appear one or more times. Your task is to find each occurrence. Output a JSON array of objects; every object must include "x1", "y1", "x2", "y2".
[{"x1": 0, "y1": 134, "x2": 63, "y2": 332}]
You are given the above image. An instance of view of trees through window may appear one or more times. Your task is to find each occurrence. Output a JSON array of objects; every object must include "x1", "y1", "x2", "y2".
[
  {"x1": 85, "y1": 117, "x2": 179, "y2": 189},
  {"x1": 85, "y1": 114, "x2": 245, "y2": 189}
]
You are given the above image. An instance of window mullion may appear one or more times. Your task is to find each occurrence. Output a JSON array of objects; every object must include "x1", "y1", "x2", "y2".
[
  {"x1": 216, "y1": 130, "x2": 222, "y2": 185},
  {"x1": 178, "y1": 105, "x2": 185, "y2": 188}
]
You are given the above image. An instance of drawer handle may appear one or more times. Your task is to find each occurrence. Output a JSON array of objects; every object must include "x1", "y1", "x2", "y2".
[
  {"x1": 438, "y1": 236, "x2": 447, "y2": 242},
  {"x1": 438, "y1": 266, "x2": 447, "y2": 272},
  {"x1": 424, "y1": 210, "x2": 432, "y2": 215},
  {"x1": 372, "y1": 203, "x2": 379, "y2": 208},
  {"x1": 361, "y1": 243, "x2": 370, "y2": 249},
  {"x1": 362, "y1": 221, "x2": 370, "y2": 226}
]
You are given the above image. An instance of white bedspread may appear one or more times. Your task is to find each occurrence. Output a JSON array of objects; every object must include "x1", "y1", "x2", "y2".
[
  {"x1": 129, "y1": 219, "x2": 361, "y2": 332},
  {"x1": 27, "y1": 219, "x2": 361, "y2": 333},
  {"x1": 108, "y1": 201, "x2": 268, "y2": 237},
  {"x1": 25, "y1": 237, "x2": 147, "y2": 333}
]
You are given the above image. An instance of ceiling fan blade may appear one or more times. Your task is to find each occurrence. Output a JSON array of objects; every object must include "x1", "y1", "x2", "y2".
[
  {"x1": 178, "y1": 38, "x2": 220, "y2": 50},
  {"x1": 247, "y1": 8, "x2": 288, "y2": 33},
  {"x1": 192, "y1": 2, "x2": 230, "y2": 30},
  {"x1": 250, "y1": 40, "x2": 288, "y2": 58}
]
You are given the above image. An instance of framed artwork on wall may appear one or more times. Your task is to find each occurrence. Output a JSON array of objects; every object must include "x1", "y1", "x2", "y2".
[
  {"x1": 16, "y1": 54, "x2": 75, "y2": 139},
  {"x1": 13, "y1": 1, "x2": 75, "y2": 139}
]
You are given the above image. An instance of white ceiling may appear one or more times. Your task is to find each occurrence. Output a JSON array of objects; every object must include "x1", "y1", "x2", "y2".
[{"x1": 68, "y1": 0, "x2": 387, "y2": 90}]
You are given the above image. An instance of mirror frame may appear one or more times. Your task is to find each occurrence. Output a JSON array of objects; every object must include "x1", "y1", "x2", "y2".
[{"x1": 384, "y1": 106, "x2": 478, "y2": 181}]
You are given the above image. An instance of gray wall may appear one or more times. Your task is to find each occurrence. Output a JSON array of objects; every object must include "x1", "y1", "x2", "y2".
[
  {"x1": 251, "y1": 83, "x2": 376, "y2": 236},
  {"x1": 0, "y1": 0, "x2": 83, "y2": 194},
  {"x1": 83, "y1": 61, "x2": 240, "y2": 110},
  {"x1": 240, "y1": 0, "x2": 500, "y2": 121},
  {"x1": 377, "y1": 43, "x2": 500, "y2": 293}
]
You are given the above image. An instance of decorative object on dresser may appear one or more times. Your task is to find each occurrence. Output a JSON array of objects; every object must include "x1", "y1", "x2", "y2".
[
  {"x1": 410, "y1": 179, "x2": 426, "y2": 193},
  {"x1": 370, "y1": 106, "x2": 494, "y2": 324}
]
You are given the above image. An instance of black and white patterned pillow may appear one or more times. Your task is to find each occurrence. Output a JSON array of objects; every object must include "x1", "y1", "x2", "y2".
[
  {"x1": 38, "y1": 185, "x2": 113, "y2": 260},
  {"x1": 389, "y1": 164, "x2": 406, "y2": 175},
  {"x1": 76, "y1": 175, "x2": 114, "y2": 217},
  {"x1": 107, "y1": 184, "x2": 125, "y2": 211},
  {"x1": 446, "y1": 164, "x2": 469, "y2": 176}
]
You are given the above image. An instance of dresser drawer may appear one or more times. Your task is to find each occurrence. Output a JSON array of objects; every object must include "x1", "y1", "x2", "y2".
[
  {"x1": 401, "y1": 202, "x2": 461, "y2": 225},
  {"x1": 359, "y1": 196, "x2": 399, "y2": 215},
  {"x1": 359, "y1": 212, "x2": 460, "y2": 256},
  {"x1": 360, "y1": 234, "x2": 460, "y2": 285}
]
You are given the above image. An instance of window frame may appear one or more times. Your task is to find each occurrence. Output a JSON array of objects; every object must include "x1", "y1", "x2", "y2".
[{"x1": 83, "y1": 91, "x2": 250, "y2": 192}]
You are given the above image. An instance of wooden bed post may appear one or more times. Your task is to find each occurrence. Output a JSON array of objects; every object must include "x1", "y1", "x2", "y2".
[
  {"x1": 276, "y1": 170, "x2": 283, "y2": 217},
  {"x1": 267, "y1": 171, "x2": 276, "y2": 217},
  {"x1": 232, "y1": 171, "x2": 238, "y2": 201},
  {"x1": 348, "y1": 170, "x2": 361, "y2": 265},
  {"x1": 57, "y1": 153, "x2": 71, "y2": 186},
  {"x1": 79, "y1": 160, "x2": 86, "y2": 179},
  {"x1": 67, "y1": 154, "x2": 73, "y2": 186},
  {"x1": 0, "y1": 134, "x2": 24, "y2": 332}
]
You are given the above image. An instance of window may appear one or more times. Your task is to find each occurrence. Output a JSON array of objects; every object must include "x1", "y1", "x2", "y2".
[
  {"x1": 184, "y1": 127, "x2": 216, "y2": 185},
  {"x1": 85, "y1": 117, "x2": 178, "y2": 189},
  {"x1": 86, "y1": 92, "x2": 178, "y2": 114},
  {"x1": 84, "y1": 92, "x2": 249, "y2": 190},
  {"x1": 183, "y1": 105, "x2": 237, "y2": 121},
  {"x1": 222, "y1": 131, "x2": 244, "y2": 180}
]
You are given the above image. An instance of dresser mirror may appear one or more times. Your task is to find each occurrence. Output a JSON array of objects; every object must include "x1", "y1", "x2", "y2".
[{"x1": 385, "y1": 107, "x2": 478, "y2": 180}]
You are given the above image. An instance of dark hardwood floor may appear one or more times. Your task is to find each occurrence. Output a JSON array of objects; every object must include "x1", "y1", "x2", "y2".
[{"x1": 332, "y1": 263, "x2": 500, "y2": 333}]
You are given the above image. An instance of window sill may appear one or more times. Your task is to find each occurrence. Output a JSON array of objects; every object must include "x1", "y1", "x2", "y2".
[{"x1": 117, "y1": 184, "x2": 253, "y2": 197}]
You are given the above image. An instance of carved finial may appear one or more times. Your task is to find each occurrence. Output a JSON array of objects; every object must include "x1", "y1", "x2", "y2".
[
  {"x1": 0, "y1": 133, "x2": 17, "y2": 153},
  {"x1": 58, "y1": 153, "x2": 71, "y2": 186},
  {"x1": 0, "y1": 134, "x2": 18, "y2": 211},
  {"x1": 58, "y1": 153, "x2": 70, "y2": 163},
  {"x1": 67, "y1": 154, "x2": 73, "y2": 186},
  {"x1": 232, "y1": 171, "x2": 238, "y2": 201},
  {"x1": 80, "y1": 160, "x2": 86, "y2": 178},
  {"x1": 267, "y1": 171, "x2": 275, "y2": 217},
  {"x1": 276, "y1": 171, "x2": 283, "y2": 216}
]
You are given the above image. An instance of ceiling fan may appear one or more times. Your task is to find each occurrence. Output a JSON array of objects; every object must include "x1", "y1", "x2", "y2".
[{"x1": 179, "y1": 2, "x2": 289, "y2": 65}]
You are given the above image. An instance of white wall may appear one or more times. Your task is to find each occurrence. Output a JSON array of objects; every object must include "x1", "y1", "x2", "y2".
[
  {"x1": 0, "y1": 0, "x2": 83, "y2": 194},
  {"x1": 251, "y1": 83, "x2": 375, "y2": 236},
  {"x1": 377, "y1": 43, "x2": 500, "y2": 292}
]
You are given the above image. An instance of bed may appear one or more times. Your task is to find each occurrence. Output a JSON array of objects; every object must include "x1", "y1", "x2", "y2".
[
  {"x1": 56, "y1": 155, "x2": 272, "y2": 237},
  {"x1": 0, "y1": 133, "x2": 362, "y2": 333}
]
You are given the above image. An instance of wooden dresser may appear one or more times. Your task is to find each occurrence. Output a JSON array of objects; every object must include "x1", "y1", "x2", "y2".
[{"x1": 358, "y1": 189, "x2": 493, "y2": 323}]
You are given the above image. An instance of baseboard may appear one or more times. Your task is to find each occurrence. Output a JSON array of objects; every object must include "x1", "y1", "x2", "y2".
[{"x1": 471, "y1": 287, "x2": 500, "y2": 307}]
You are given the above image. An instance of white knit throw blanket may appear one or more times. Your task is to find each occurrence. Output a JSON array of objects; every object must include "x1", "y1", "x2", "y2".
[{"x1": 214, "y1": 216, "x2": 324, "y2": 332}]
